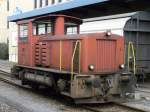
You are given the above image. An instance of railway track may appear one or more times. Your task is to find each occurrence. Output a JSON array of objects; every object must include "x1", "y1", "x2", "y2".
[
  {"x1": 0, "y1": 70, "x2": 23, "y2": 89},
  {"x1": 0, "y1": 69, "x2": 146, "y2": 112},
  {"x1": 136, "y1": 88, "x2": 150, "y2": 94},
  {"x1": 82, "y1": 103, "x2": 145, "y2": 112}
]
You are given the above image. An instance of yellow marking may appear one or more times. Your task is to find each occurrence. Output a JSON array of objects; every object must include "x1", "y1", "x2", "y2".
[{"x1": 60, "y1": 40, "x2": 62, "y2": 71}]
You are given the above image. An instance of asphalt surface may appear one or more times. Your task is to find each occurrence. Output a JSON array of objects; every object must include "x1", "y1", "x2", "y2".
[{"x1": 0, "y1": 81, "x2": 89, "y2": 112}]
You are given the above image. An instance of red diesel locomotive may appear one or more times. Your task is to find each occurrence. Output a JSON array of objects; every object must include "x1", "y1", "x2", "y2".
[{"x1": 12, "y1": 15, "x2": 136, "y2": 103}]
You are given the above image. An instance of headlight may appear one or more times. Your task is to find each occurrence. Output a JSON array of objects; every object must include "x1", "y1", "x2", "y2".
[
  {"x1": 120, "y1": 64, "x2": 125, "y2": 69},
  {"x1": 106, "y1": 30, "x2": 111, "y2": 36},
  {"x1": 88, "y1": 65, "x2": 95, "y2": 71}
]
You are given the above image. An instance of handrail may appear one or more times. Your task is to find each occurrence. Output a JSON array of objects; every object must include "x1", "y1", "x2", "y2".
[
  {"x1": 71, "y1": 40, "x2": 81, "y2": 81},
  {"x1": 128, "y1": 41, "x2": 136, "y2": 74}
]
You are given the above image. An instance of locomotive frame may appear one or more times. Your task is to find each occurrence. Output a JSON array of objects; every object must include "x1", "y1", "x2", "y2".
[{"x1": 11, "y1": 14, "x2": 136, "y2": 104}]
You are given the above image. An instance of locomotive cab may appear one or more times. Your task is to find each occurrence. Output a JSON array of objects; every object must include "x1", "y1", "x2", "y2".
[
  {"x1": 12, "y1": 14, "x2": 136, "y2": 104},
  {"x1": 32, "y1": 15, "x2": 82, "y2": 36},
  {"x1": 17, "y1": 15, "x2": 82, "y2": 66}
]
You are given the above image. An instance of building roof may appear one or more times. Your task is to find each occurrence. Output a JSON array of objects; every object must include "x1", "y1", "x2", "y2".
[
  {"x1": 8, "y1": 0, "x2": 150, "y2": 22},
  {"x1": 8, "y1": 0, "x2": 108, "y2": 22}
]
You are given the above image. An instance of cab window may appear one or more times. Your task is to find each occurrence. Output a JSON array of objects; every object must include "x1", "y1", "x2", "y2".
[
  {"x1": 38, "y1": 24, "x2": 46, "y2": 35},
  {"x1": 66, "y1": 26, "x2": 77, "y2": 35},
  {"x1": 19, "y1": 24, "x2": 28, "y2": 40},
  {"x1": 65, "y1": 22, "x2": 78, "y2": 35},
  {"x1": 33, "y1": 21, "x2": 52, "y2": 35}
]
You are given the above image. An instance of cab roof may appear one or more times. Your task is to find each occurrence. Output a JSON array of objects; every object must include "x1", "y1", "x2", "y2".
[{"x1": 16, "y1": 14, "x2": 83, "y2": 25}]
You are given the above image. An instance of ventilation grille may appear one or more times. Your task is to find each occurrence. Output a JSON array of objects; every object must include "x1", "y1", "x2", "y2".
[{"x1": 35, "y1": 42, "x2": 49, "y2": 67}]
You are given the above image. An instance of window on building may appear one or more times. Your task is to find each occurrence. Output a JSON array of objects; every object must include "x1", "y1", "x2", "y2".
[
  {"x1": 46, "y1": 0, "x2": 48, "y2": 6},
  {"x1": 38, "y1": 0, "x2": 48, "y2": 7},
  {"x1": 40, "y1": 0, "x2": 42, "y2": 7},
  {"x1": 34, "y1": 0, "x2": 37, "y2": 8},
  {"x1": 7, "y1": 21, "x2": 9, "y2": 29},
  {"x1": 7, "y1": 0, "x2": 9, "y2": 11},
  {"x1": 19, "y1": 24, "x2": 28, "y2": 40},
  {"x1": 58, "y1": 0, "x2": 62, "y2": 2},
  {"x1": 52, "y1": 0, "x2": 55, "y2": 4},
  {"x1": 42, "y1": 0, "x2": 47, "y2": 7}
]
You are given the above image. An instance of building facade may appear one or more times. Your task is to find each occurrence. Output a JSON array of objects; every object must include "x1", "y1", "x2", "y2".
[
  {"x1": 0, "y1": 0, "x2": 9, "y2": 43},
  {"x1": 8, "y1": 0, "x2": 34, "y2": 62},
  {"x1": 34, "y1": 0, "x2": 71, "y2": 8}
]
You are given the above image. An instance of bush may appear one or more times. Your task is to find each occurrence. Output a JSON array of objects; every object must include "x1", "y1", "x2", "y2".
[{"x1": 0, "y1": 43, "x2": 8, "y2": 60}]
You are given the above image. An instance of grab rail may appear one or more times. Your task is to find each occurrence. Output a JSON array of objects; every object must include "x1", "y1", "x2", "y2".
[
  {"x1": 59, "y1": 40, "x2": 62, "y2": 71},
  {"x1": 128, "y1": 41, "x2": 136, "y2": 74},
  {"x1": 71, "y1": 40, "x2": 81, "y2": 81}
]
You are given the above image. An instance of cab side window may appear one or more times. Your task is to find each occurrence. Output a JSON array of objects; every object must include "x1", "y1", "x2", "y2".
[
  {"x1": 66, "y1": 26, "x2": 77, "y2": 35},
  {"x1": 38, "y1": 24, "x2": 46, "y2": 35},
  {"x1": 33, "y1": 22, "x2": 52, "y2": 36},
  {"x1": 65, "y1": 22, "x2": 78, "y2": 35},
  {"x1": 19, "y1": 24, "x2": 28, "y2": 41}
]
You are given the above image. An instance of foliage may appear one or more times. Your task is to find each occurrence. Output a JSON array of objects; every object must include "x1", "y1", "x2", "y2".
[{"x1": 0, "y1": 43, "x2": 8, "y2": 60}]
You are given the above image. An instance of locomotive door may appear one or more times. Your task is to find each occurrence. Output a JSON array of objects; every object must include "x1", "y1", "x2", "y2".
[
  {"x1": 18, "y1": 23, "x2": 30, "y2": 66},
  {"x1": 18, "y1": 21, "x2": 35, "y2": 66}
]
